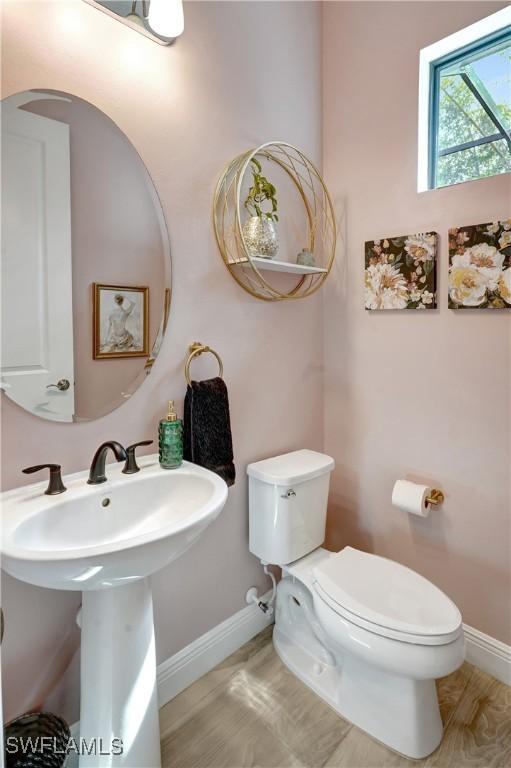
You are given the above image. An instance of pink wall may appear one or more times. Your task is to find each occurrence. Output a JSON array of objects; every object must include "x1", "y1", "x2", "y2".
[
  {"x1": 23, "y1": 95, "x2": 167, "y2": 420},
  {"x1": 1, "y1": 0, "x2": 323, "y2": 721},
  {"x1": 2, "y1": 0, "x2": 509, "y2": 727},
  {"x1": 323, "y1": 2, "x2": 510, "y2": 644}
]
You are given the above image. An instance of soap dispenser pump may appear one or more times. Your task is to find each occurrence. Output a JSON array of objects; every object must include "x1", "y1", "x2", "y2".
[{"x1": 159, "y1": 400, "x2": 183, "y2": 469}]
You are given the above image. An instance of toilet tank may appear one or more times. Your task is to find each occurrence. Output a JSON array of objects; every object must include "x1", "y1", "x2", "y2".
[{"x1": 247, "y1": 449, "x2": 335, "y2": 566}]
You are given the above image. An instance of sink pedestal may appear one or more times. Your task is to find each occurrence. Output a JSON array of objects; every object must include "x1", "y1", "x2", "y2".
[{"x1": 79, "y1": 578, "x2": 161, "y2": 767}]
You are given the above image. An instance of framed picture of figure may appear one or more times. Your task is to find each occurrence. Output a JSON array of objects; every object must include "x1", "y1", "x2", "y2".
[{"x1": 93, "y1": 283, "x2": 149, "y2": 359}]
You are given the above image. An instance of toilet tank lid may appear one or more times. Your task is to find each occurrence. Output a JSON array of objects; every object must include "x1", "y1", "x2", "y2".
[{"x1": 247, "y1": 450, "x2": 335, "y2": 485}]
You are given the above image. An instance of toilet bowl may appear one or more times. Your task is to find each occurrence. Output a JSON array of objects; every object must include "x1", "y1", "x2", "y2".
[{"x1": 248, "y1": 450, "x2": 464, "y2": 759}]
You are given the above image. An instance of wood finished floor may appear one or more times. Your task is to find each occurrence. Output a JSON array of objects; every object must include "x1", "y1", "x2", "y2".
[{"x1": 159, "y1": 627, "x2": 511, "y2": 768}]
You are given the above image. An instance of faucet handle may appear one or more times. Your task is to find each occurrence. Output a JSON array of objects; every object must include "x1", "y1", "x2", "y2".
[
  {"x1": 122, "y1": 440, "x2": 154, "y2": 475},
  {"x1": 22, "y1": 464, "x2": 67, "y2": 495}
]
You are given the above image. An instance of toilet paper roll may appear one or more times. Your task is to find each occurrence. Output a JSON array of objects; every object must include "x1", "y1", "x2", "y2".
[{"x1": 392, "y1": 479, "x2": 431, "y2": 517}]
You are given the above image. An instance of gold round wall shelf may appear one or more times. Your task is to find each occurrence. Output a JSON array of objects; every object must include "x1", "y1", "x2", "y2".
[{"x1": 213, "y1": 141, "x2": 337, "y2": 301}]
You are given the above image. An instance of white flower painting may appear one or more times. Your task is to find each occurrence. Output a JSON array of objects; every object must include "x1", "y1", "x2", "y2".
[
  {"x1": 448, "y1": 221, "x2": 511, "y2": 309},
  {"x1": 365, "y1": 232, "x2": 437, "y2": 310}
]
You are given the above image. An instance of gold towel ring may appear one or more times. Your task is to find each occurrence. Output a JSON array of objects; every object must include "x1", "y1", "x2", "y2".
[{"x1": 185, "y1": 342, "x2": 224, "y2": 385}]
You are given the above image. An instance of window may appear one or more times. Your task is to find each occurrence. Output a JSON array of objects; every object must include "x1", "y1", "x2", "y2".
[{"x1": 418, "y1": 8, "x2": 511, "y2": 191}]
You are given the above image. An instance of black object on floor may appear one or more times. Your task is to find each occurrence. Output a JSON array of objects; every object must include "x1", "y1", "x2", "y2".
[
  {"x1": 5, "y1": 712, "x2": 70, "y2": 768},
  {"x1": 184, "y1": 377, "x2": 235, "y2": 486}
]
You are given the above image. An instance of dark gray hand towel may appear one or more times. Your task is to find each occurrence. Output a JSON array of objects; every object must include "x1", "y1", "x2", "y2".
[{"x1": 183, "y1": 377, "x2": 235, "y2": 486}]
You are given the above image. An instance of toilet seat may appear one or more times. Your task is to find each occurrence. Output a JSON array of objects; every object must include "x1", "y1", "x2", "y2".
[{"x1": 313, "y1": 547, "x2": 462, "y2": 646}]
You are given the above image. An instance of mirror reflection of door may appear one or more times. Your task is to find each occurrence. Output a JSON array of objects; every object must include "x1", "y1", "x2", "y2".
[{"x1": 1, "y1": 100, "x2": 75, "y2": 422}]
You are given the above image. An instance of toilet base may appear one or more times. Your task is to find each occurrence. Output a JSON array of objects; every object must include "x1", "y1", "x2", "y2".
[{"x1": 274, "y1": 611, "x2": 443, "y2": 760}]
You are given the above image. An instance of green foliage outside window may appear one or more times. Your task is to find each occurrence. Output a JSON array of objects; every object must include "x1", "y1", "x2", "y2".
[{"x1": 434, "y1": 43, "x2": 511, "y2": 188}]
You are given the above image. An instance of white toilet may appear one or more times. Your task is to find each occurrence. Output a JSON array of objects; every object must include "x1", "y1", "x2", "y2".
[{"x1": 247, "y1": 449, "x2": 464, "y2": 759}]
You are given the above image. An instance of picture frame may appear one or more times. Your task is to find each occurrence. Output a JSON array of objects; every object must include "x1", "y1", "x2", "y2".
[
  {"x1": 448, "y1": 220, "x2": 511, "y2": 309},
  {"x1": 93, "y1": 283, "x2": 149, "y2": 359},
  {"x1": 364, "y1": 232, "x2": 437, "y2": 310}
]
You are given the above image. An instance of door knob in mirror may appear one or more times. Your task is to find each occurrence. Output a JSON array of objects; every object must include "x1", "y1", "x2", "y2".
[{"x1": 46, "y1": 379, "x2": 71, "y2": 391}]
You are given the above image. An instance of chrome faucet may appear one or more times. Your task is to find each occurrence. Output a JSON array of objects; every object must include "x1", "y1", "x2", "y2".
[{"x1": 88, "y1": 441, "x2": 127, "y2": 485}]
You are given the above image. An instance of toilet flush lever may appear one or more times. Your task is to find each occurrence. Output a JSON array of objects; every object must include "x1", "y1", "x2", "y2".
[{"x1": 281, "y1": 489, "x2": 296, "y2": 499}]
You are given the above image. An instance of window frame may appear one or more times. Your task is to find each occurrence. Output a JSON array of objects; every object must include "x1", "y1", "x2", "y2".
[{"x1": 417, "y1": 6, "x2": 511, "y2": 192}]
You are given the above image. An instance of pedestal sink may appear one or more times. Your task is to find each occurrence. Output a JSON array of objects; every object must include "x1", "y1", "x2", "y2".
[{"x1": 1, "y1": 456, "x2": 228, "y2": 767}]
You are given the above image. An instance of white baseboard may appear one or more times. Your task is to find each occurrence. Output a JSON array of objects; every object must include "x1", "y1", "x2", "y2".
[
  {"x1": 463, "y1": 623, "x2": 511, "y2": 686},
  {"x1": 157, "y1": 617, "x2": 510, "y2": 703},
  {"x1": 157, "y1": 591, "x2": 274, "y2": 707},
  {"x1": 71, "y1": 610, "x2": 509, "y2": 741}
]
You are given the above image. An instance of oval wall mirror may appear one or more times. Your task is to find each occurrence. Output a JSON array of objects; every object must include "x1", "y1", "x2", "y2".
[{"x1": 1, "y1": 89, "x2": 171, "y2": 423}]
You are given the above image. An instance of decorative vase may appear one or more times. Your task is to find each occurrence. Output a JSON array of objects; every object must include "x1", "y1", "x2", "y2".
[{"x1": 242, "y1": 216, "x2": 279, "y2": 260}]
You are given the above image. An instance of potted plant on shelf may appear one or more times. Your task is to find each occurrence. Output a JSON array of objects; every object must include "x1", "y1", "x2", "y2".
[{"x1": 242, "y1": 157, "x2": 279, "y2": 259}]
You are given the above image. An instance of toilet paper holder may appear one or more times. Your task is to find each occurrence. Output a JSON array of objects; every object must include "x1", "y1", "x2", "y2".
[{"x1": 426, "y1": 489, "x2": 444, "y2": 507}]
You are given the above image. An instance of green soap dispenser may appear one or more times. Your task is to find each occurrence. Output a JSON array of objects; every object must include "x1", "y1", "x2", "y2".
[{"x1": 159, "y1": 400, "x2": 183, "y2": 469}]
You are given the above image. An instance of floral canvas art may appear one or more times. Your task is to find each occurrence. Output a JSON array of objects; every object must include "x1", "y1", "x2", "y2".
[
  {"x1": 364, "y1": 232, "x2": 437, "y2": 310},
  {"x1": 448, "y1": 220, "x2": 511, "y2": 309}
]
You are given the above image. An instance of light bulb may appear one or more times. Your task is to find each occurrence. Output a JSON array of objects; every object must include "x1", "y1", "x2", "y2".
[{"x1": 147, "y1": 0, "x2": 184, "y2": 39}]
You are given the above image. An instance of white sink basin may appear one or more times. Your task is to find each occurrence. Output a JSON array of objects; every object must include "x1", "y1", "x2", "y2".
[
  {"x1": 1, "y1": 456, "x2": 227, "y2": 591},
  {"x1": 1, "y1": 455, "x2": 228, "y2": 767}
]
